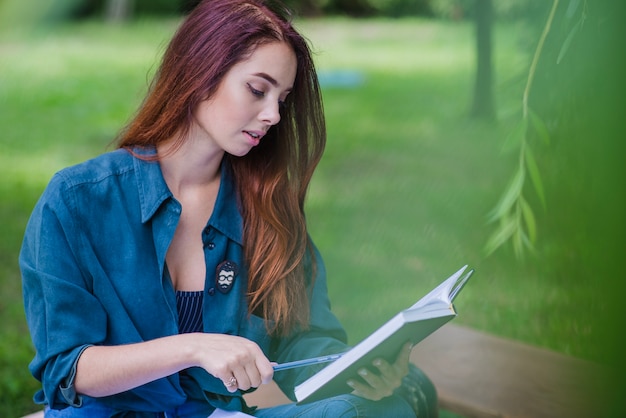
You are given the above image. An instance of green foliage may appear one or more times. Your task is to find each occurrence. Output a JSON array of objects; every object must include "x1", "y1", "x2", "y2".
[
  {"x1": 134, "y1": 0, "x2": 181, "y2": 15},
  {"x1": 366, "y1": 0, "x2": 430, "y2": 16},
  {"x1": 429, "y1": 0, "x2": 471, "y2": 19},
  {"x1": 282, "y1": 0, "x2": 331, "y2": 16},
  {"x1": 486, "y1": 0, "x2": 626, "y2": 406},
  {"x1": 430, "y1": 0, "x2": 551, "y2": 21},
  {"x1": 484, "y1": 0, "x2": 559, "y2": 257},
  {"x1": 484, "y1": 125, "x2": 540, "y2": 258},
  {"x1": 485, "y1": 0, "x2": 603, "y2": 260},
  {"x1": 0, "y1": 0, "x2": 83, "y2": 27},
  {"x1": 556, "y1": 0, "x2": 586, "y2": 64}
]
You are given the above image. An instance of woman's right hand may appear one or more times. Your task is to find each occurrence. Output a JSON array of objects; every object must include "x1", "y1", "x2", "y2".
[
  {"x1": 75, "y1": 333, "x2": 273, "y2": 397},
  {"x1": 187, "y1": 333, "x2": 274, "y2": 392}
]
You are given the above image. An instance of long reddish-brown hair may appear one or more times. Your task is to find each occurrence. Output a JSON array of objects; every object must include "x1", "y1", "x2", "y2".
[{"x1": 117, "y1": 0, "x2": 326, "y2": 335}]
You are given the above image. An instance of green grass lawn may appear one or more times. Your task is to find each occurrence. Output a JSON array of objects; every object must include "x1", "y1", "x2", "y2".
[{"x1": 1, "y1": 16, "x2": 622, "y2": 416}]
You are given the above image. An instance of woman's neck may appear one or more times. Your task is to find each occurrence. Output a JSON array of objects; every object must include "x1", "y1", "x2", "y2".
[{"x1": 157, "y1": 134, "x2": 224, "y2": 198}]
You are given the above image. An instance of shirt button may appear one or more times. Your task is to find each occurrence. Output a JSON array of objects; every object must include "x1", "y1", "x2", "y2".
[
  {"x1": 204, "y1": 242, "x2": 215, "y2": 250},
  {"x1": 208, "y1": 288, "x2": 216, "y2": 296}
]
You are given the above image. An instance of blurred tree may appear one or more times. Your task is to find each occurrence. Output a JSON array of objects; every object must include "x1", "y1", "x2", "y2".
[
  {"x1": 431, "y1": 0, "x2": 548, "y2": 20},
  {"x1": 366, "y1": 0, "x2": 430, "y2": 16},
  {"x1": 323, "y1": 0, "x2": 376, "y2": 16},
  {"x1": 470, "y1": 0, "x2": 494, "y2": 119},
  {"x1": 282, "y1": 0, "x2": 327, "y2": 16},
  {"x1": 180, "y1": 0, "x2": 202, "y2": 13},
  {"x1": 105, "y1": 0, "x2": 133, "y2": 22}
]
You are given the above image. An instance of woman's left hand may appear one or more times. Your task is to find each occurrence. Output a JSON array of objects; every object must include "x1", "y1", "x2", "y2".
[{"x1": 346, "y1": 341, "x2": 412, "y2": 401}]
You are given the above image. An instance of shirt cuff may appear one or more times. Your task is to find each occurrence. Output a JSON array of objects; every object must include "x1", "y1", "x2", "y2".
[{"x1": 60, "y1": 344, "x2": 93, "y2": 407}]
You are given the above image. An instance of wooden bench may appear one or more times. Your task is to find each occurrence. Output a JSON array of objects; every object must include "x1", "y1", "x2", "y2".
[
  {"x1": 409, "y1": 324, "x2": 609, "y2": 418},
  {"x1": 22, "y1": 324, "x2": 611, "y2": 417}
]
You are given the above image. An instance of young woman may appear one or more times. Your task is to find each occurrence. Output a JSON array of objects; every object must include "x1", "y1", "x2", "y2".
[{"x1": 20, "y1": 0, "x2": 437, "y2": 416}]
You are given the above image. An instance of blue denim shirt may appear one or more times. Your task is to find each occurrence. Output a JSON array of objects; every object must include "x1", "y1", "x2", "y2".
[{"x1": 20, "y1": 149, "x2": 348, "y2": 414}]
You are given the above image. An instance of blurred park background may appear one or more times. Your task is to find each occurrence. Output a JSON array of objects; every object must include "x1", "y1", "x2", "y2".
[{"x1": 1, "y1": 0, "x2": 624, "y2": 416}]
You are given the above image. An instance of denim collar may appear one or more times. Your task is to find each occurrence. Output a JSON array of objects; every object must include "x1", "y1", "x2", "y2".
[{"x1": 132, "y1": 148, "x2": 243, "y2": 245}]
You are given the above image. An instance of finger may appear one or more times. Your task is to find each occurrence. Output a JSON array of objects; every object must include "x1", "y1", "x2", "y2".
[
  {"x1": 234, "y1": 341, "x2": 272, "y2": 390},
  {"x1": 232, "y1": 366, "x2": 253, "y2": 391},
  {"x1": 222, "y1": 375, "x2": 239, "y2": 393},
  {"x1": 240, "y1": 341, "x2": 272, "y2": 386},
  {"x1": 347, "y1": 379, "x2": 385, "y2": 401},
  {"x1": 258, "y1": 359, "x2": 275, "y2": 385},
  {"x1": 356, "y1": 367, "x2": 387, "y2": 392},
  {"x1": 393, "y1": 342, "x2": 413, "y2": 380},
  {"x1": 242, "y1": 363, "x2": 263, "y2": 389},
  {"x1": 372, "y1": 341, "x2": 412, "y2": 374},
  {"x1": 372, "y1": 342, "x2": 413, "y2": 390},
  {"x1": 374, "y1": 360, "x2": 408, "y2": 392},
  {"x1": 372, "y1": 358, "x2": 402, "y2": 386},
  {"x1": 394, "y1": 342, "x2": 413, "y2": 371}
]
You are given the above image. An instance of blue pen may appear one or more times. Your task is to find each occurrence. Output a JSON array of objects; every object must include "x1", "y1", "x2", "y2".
[{"x1": 273, "y1": 353, "x2": 345, "y2": 371}]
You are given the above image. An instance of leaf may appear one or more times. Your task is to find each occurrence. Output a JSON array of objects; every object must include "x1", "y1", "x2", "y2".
[
  {"x1": 513, "y1": 227, "x2": 525, "y2": 259},
  {"x1": 521, "y1": 232, "x2": 537, "y2": 255},
  {"x1": 484, "y1": 216, "x2": 517, "y2": 256},
  {"x1": 557, "y1": 19, "x2": 582, "y2": 64},
  {"x1": 565, "y1": 0, "x2": 581, "y2": 19},
  {"x1": 524, "y1": 146, "x2": 546, "y2": 209},
  {"x1": 501, "y1": 118, "x2": 527, "y2": 154},
  {"x1": 528, "y1": 108, "x2": 550, "y2": 145},
  {"x1": 520, "y1": 196, "x2": 537, "y2": 243},
  {"x1": 487, "y1": 167, "x2": 525, "y2": 223}
]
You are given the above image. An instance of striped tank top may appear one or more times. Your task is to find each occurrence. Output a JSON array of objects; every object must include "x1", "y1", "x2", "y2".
[{"x1": 176, "y1": 290, "x2": 204, "y2": 334}]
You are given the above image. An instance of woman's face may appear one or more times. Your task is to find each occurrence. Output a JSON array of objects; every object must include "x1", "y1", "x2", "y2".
[{"x1": 192, "y1": 41, "x2": 297, "y2": 157}]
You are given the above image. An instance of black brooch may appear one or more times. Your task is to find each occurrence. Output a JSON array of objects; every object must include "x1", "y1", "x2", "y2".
[{"x1": 215, "y1": 260, "x2": 238, "y2": 294}]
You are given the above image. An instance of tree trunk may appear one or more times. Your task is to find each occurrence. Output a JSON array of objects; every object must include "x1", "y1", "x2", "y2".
[
  {"x1": 470, "y1": 0, "x2": 495, "y2": 120},
  {"x1": 105, "y1": 0, "x2": 133, "y2": 22}
]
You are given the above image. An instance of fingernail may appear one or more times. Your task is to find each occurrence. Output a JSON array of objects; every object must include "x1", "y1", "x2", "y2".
[
  {"x1": 358, "y1": 368, "x2": 367, "y2": 377},
  {"x1": 347, "y1": 380, "x2": 355, "y2": 387},
  {"x1": 373, "y1": 359, "x2": 382, "y2": 366}
]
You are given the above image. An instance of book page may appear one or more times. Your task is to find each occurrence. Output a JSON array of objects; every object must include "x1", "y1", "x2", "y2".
[
  {"x1": 208, "y1": 409, "x2": 255, "y2": 418},
  {"x1": 409, "y1": 265, "x2": 469, "y2": 310},
  {"x1": 449, "y1": 268, "x2": 473, "y2": 302}
]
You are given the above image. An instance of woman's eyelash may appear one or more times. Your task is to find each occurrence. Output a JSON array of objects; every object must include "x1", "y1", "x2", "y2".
[
  {"x1": 248, "y1": 83, "x2": 287, "y2": 109},
  {"x1": 247, "y1": 83, "x2": 264, "y2": 97}
]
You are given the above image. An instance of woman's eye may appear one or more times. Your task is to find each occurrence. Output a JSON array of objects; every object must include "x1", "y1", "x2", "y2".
[{"x1": 247, "y1": 83, "x2": 264, "y2": 98}]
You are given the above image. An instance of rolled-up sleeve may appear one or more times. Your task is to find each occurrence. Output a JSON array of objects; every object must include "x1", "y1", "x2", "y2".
[{"x1": 20, "y1": 174, "x2": 108, "y2": 409}]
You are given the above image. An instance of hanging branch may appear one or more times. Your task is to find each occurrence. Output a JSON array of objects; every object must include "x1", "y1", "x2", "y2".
[{"x1": 484, "y1": 0, "x2": 560, "y2": 258}]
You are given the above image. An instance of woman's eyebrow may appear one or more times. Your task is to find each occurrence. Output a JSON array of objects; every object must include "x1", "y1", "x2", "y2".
[{"x1": 253, "y1": 72, "x2": 293, "y2": 92}]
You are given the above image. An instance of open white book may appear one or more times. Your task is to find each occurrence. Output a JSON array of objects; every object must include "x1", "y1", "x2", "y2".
[
  {"x1": 293, "y1": 265, "x2": 474, "y2": 403},
  {"x1": 208, "y1": 409, "x2": 254, "y2": 418}
]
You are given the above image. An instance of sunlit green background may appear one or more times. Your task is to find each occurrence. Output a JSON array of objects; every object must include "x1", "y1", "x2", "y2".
[{"x1": 1, "y1": 0, "x2": 624, "y2": 416}]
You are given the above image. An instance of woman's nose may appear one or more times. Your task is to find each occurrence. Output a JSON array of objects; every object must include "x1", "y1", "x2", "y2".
[{"x1": 259, "y1": 101, "x2": 281, "y2": 126}]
